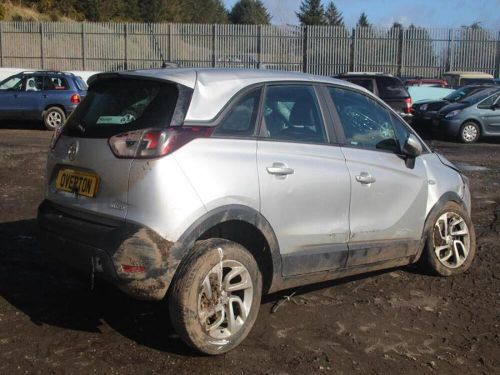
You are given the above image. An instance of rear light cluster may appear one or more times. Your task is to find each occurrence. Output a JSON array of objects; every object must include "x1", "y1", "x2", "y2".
[
  {"x1": 405, "y1": 97, "x2": 412, "y2": 114},
  {"x1": 70, "y1": 94, "x2": 81, "y2": 104},
  {"x1": 108, "y1": 126, "x2": 213, "y2": 159}
]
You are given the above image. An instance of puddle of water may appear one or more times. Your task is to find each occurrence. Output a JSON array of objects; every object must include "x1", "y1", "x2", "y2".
[{"x1": 454, "y1": 162, "x2": 489, "y2": 172}]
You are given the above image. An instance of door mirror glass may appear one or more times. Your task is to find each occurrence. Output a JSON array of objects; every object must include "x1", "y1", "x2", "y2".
[{"x1": 402, "y1": 134, "x2": 422, "y2": 158}]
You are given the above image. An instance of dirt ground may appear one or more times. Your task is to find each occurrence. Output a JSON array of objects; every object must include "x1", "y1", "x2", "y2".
[{"x1": 0, "y1": 123, "x2": 499, "y2": 374}]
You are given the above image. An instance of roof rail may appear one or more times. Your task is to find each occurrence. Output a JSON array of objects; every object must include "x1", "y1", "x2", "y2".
[{"x1": 341, "y1": 72, "x2": 392, "y2": 76}]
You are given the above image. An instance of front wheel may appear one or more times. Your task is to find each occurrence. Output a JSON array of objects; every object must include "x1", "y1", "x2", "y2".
[
  {"x1": 169, "y1": 239, "x2": 262, "y2": 355},
  {"x1": 43, "y1": 107, "x2": 66, "y2": 131},
  {"x1": 419, "y1": 201, "x2": 476, "y2": 276},
  {"x1": 459, "y1": 121, "x2": 480, "y2": 143}
]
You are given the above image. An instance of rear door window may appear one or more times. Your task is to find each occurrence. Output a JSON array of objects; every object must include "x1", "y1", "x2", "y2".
[
  {"x1": 25, "y1": 76, "x2": 43, "y2": 91},
  {"x1": 376, "y1": 77, "x2": 408, "y2": 98},
  {"x1": 64, "y1": 79, "x2": 180, "y2": 138}
]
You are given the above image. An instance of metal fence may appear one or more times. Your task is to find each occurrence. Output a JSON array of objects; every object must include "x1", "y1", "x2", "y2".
[{"x1": 0, "y1": 22, "x2": 499, "y2": 77}]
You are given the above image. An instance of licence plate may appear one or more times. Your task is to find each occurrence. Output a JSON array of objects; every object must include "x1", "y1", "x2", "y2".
[{"x1": 55, "y1": 169, "x2": 99, "y2": 198}]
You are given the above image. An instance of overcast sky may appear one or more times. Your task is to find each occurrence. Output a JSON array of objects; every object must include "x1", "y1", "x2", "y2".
[{"x1": 223, "y1": 0, "x2": 500, "y2": 29}]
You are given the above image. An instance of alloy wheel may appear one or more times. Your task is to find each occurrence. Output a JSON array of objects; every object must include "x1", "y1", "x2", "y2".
[{"x1": 433, "y1": 212, "x2": 470, "y2": 269}]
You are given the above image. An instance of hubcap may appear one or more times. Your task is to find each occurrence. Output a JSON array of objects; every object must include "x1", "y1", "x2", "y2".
[
  {"x1": 433, "y1": 212, "x2": 470, "y2": 268},
  {"x1": 198, "y1": 259, "x2": 253, "y2": 340},
  {"x1": 47, "y1": 111, "x2": 63, "y2": 128},
  {"x1": 462, "y1": 125, "x2": 478, "y2": 142}
]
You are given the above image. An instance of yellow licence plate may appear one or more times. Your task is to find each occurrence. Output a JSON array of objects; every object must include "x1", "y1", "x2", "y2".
[{"x1": 55, "y1": 169, "x2": 99, "y2": 198}]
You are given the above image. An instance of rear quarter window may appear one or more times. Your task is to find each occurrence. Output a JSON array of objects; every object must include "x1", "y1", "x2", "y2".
[
  {"x1": 63, "y1": 79, "x2": 179, "y2": 138},
  {"x1": 376, "y1": 77, "x2": 409, "y2": 98}
]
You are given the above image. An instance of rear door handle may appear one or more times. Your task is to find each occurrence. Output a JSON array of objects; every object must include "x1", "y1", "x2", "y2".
[
  {"x1": 266, "y1": 162, "x2": 294, "y2": 176},
  {"x1": 355, "y1": 172, "x2": 376, "y2": 184}
]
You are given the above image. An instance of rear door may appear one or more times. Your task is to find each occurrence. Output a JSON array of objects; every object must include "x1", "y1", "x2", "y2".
[
  {"x1": 327, "y1": 86, "x2": 428, "y2": 266},
  {"x1": 46, "y1": 78, "x2": 182, "y2": 220},
  {"x1": 256, "y1": 84, "x2": 351, "y2": 276},
  {"x1": 42, "y1": 75, "x2": 70, "y2": 108}
]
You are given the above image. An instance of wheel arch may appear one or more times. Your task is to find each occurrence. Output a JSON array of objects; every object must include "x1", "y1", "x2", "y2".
[
  {"x1": 412, "y1": 191, "x2": 466, "y2": 263},
  {"x1": 43, "y1": 104, "x2": 66, "y2": 115},
  {"x1": 171, "y1": 205, "x2": 281, "y2": 294},
  {"x1": 460, "y1": 118, "x2": 484, "y2": 134}
]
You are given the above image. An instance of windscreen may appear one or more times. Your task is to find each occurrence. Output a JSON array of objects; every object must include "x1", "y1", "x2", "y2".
[
  {"x1": 458, "y1": 87, "x2": 499, "y2": 104},
  {"x1": 376, "y1": 77, "x2": 409, "y2": 98},
  {"x1": 63, "y1": 78, "x2": 179, "y2": 138}
]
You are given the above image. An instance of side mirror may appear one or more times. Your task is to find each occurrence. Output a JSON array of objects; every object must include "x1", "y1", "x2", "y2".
[{"x1": 402, "y1": 134, "x2": 422, "y2": 158}]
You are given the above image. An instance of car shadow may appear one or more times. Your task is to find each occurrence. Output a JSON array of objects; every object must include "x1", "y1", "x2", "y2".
[
  {"x1": 0, "y1": 120, "x2": 45, "y2": 130},
  {"x1": 0, "y1": 218, "x2": 197, "y2": 356}
]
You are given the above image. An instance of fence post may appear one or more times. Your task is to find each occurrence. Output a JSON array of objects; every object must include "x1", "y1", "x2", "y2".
[
  {"x1": 349, "y1": 27, "x2": 356, "y2": 72},
  {"x1": 81, "y1": 23, "x2": 86, "y2": 70},
  {"x1": 212, "y1": 24, "x2": 217, "y2": 68},
  {"x1": 124, "y1": 23, "x2": 128, "y2": 70},
  {"x1": 446, "y1": 28, "x2": 453, "y2": 72},
  {"x1": 40, "y1": 23, "x2": 45, "y2": 69},
  {"x1": 257, "y1": 25, "x2": 262, "y2": 69},
  {"x1": 0, "y1": 23, "x2": 3, "y2": 68},
  {"x1": 397, "y1": 26, "x2": 403, "y2": 77},
  {"x1": 168, "y1": 23, "x2": 172, "y2": 62},
  {"x1": 302, "y1": 26, "x2": 308, "y2": 73},
  {"x1": 495, "y1": 30, "x2": 500, "y2": 78}
]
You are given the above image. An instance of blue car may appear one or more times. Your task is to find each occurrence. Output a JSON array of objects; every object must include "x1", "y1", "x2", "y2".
[
  {"x1": 433, "y1": 86, "x2": 500, "y2": 143},
  {"x1": 0, "y1": 71, "x2": 87, "y2": 130}
]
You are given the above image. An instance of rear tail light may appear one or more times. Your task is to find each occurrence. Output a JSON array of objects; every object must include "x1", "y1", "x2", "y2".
[
  {"x1": 405, "y1": 97, "x2": 412, "y2": 114},
  {"x1": 70, "y1": 94, "x2": 80, "y2": 104},
  {"x1": 108, "y1": 126, "x2": 214, "y2": 159}
]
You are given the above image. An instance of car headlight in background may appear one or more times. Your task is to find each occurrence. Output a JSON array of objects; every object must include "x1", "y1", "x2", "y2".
[
  {"x1": 445, "y1": 109, "x2": 461, "y2": 119},
  {"x1": 420, "y1": 104, "x2": 428, "y2": 111}
]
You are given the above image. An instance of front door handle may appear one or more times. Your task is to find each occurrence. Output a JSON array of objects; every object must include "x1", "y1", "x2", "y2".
[
  {"x1": 266, "y1": 162, "x2": 294, "y2": 176},
  {"x1": 355, "y1": 172, "x2": 376, "y2": 184}
]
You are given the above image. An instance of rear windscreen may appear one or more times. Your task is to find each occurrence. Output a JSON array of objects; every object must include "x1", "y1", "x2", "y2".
[
  {"x1": 63, "y1": 78, "x2": 179, "y2": 138},
  {"x1": 74, "y1": 76, "x2": 88, "y2": 91},
  {"x1": 376, "y1": 77, "x2": 409, "y2": 98}
]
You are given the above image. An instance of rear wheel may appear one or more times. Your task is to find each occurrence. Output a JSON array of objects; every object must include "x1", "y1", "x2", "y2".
[
  {"x1": 459, "y1": 121, "x2": 480, "y2": 143},
  {"x1": 419, "y1": 201, "x2": 476, "y2": 276},
  {"x1": 43, "y1": 107, "x2": 66, "y2": 131},
  {"x1": 169, "y1": 239, "x2": 262, "y2": 355}
]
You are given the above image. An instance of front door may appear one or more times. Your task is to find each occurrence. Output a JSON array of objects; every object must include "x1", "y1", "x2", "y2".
[
  {"x1": 327, "y1": 86, "x2": 428, "y2": 267},
  {"x1": 478, "y1": 92, "x2": 500, "y2": 133},
  {"x1": 256, "y1": 84, "x2": 351, "y2": 276}
]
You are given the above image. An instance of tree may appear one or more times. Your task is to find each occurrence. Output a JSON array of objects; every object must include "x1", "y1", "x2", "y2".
[
  {"x1": 183, "y1": 0, "x2": 229, "y2": 23},
  {"x1": 325, "y1": 1, "x2": 343, "y2": 27},
  {"x1": 296, "y1": 0, "x2": 326, "y2": 26},
  {"x1": 229, "y1": 0, "x2": 271, "y2": 25},
  {"x1": 357, "y1": 12, "x2": 370, "y2": 27}
]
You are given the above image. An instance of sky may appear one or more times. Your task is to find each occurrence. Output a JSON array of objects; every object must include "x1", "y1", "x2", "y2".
[{"x1": 223, "y1": 0, "x2": 500, "y2": 29}]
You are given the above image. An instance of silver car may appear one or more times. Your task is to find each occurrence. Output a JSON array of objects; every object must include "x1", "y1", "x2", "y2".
[{"x1": 38, "y1": 69, "x2": 475, "y2": 354}]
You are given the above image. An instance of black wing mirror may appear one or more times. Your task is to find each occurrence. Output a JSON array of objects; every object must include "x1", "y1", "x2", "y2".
[{"x1": 402, "y1": 134, "x2": 422, "y2": 169}]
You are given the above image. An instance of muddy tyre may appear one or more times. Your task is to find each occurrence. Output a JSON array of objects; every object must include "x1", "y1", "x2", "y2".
[
  {"x1": 419, "y1": 201, "x2": 476, "y2": 276},
  {"x1": 169, "y1": 239, "x2": 262, "y2": 355},
  {"x1": 459, "y1": 121, "x2": 480, "y2": 143},
  {"x1": 43, "y1": 107, "x2": 66, "y2": 131}
]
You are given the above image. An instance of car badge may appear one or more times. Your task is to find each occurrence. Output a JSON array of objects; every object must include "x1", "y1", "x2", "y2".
[{"x1": 67, "y1": 141, "x2": 79, "y2": 161}]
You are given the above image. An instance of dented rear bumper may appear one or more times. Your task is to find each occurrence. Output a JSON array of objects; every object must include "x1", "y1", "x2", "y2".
[{"x1": 37, "y1": 200, "x2": 177, "y2": 301}]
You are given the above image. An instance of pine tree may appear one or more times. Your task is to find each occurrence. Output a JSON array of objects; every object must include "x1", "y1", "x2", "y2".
[
  {"x1": 357, "y1": 12, "x2": 370, "y2": 27},
  {"x1": 230, "y1": 0, "x2": 271, "y2": 25},
  {"x1": 184, "y1": 0, "x2": 229, "y2": 23},
  {"x1": 325, "y1": 1, "x2": 343, "y2": 27},
  {"x1": 296, "y1": 0, "x2": 326, "y2": 26}
]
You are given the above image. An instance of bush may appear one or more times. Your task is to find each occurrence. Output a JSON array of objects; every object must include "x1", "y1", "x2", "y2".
[{"x1": 0, "y1": 4, "x2": 5, "y2": 21}]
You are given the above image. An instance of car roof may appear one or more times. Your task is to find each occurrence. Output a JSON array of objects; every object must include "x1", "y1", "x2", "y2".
[
  {"x1": 92, "y1": 68, "x2": 366, "y2": 122},
  {"x1": 443, "y1": 71, "x2": 494, "y2": 78}
]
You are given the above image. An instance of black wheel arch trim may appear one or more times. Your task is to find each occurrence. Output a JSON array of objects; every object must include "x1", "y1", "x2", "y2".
[{"x1": 171, "y1": 204, "x2": 282, "y2": 293}]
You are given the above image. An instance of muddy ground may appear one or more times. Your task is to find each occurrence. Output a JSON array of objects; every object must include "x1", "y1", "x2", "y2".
[{"x1": 0, "y1": 123, "x2": 499, "y2": 374}]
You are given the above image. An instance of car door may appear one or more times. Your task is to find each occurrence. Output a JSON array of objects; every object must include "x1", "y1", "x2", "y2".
[
  {"x1": 326, "y1": 86, "x2": 428, "y2": 267},
  {"x1": 477, "y1": 92, "x2": 500, "y2": 132},
  {"x1": 256, "y1": 84, "x2": 351, "y2": 276},
  {"x1": 14, "y1": 75, "x2": 45, "y2": 120},
  {"x1": 0, "y1": 75, "x2": 24, "y2": 119}
]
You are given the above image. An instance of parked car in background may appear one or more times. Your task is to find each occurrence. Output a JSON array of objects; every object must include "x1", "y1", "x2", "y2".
[
  {"x1": 433, "y1": 86, "x2": 500, "y2": 143},
  {"x1": 412, "y1": 84, "x2": 495, "y2": 123},
  {"x1": 337, "y1": 72, "x2": 413, "y2": 121},
  {"x1": 408, "y1": 86, "x2": 454, "y2": 103},
  {"x1": 0, "y1": 71, "x2": 87, "y2": 130},
  {"x1": 38, "y1": 68, "x2": 475, "y2": 354},
  {"x1": 442, "y1": 71, "x2": 494, "y2": 88},
  {"x1": 405, "y1": 78, "x2": 448, "y2": 88}
]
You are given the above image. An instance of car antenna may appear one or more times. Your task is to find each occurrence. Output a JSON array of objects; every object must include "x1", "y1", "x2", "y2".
[{"x1": 147, "y1": 22, "x2": 169, "y2": 69}]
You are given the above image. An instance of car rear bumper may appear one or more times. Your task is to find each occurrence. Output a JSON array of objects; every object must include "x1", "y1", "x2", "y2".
[{"x1": 37, "y1": 200, "x2": 177, "y2": 301}]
